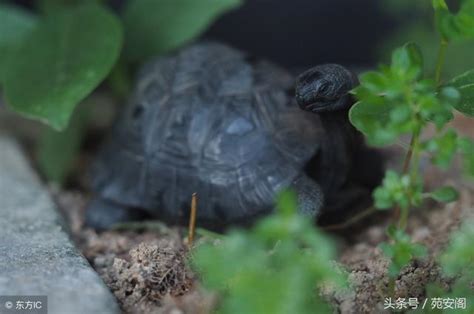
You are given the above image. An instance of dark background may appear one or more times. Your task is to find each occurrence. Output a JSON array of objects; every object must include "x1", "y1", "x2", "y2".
[
  {"x1": 11, "y1": 0, "x2": 398, "y2": 69},
  {"x1": 205, "y1": 0, "x2": 396, "y2": 68}
]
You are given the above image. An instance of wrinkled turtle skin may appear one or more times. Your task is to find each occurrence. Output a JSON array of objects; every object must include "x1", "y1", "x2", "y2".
[{"x1": 87, "y1": 42, "x2": 383, "y2": 230}]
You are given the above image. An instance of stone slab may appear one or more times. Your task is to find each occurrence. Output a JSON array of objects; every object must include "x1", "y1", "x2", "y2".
[{"x1": 0, "y1": 136, "x2": 120, "y2": 314}]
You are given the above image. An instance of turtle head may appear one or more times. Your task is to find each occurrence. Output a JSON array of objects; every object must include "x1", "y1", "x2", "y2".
[{"x1": 295, "y1": 64, "x2": 358, "y2": 113}]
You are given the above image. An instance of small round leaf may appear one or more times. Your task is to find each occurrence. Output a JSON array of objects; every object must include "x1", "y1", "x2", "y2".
[{"x1": 430, "y1": 186, "x2": 459, "y2": 202}]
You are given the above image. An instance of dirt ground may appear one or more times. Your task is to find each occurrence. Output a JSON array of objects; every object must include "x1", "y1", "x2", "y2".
[{"x1": 51, "y1": 113, "x2": 473, "y2": 314}]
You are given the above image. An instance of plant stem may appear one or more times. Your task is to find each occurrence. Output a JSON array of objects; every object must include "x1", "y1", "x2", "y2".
[
  {"x1": 388, "y1": 277, "x2": 396, "y2": 297},
  {"x1": 395, "y1": 38, "x2": 449, "y2": 229},
  {"x1": 392, "y1": 133, "x2": 417, "y2": 224},
  {"x1": 435, "y1": 39, "x2": 448, "y2": 85},
  {"x1": 399, "y1": 124, "x2": 422, "y2": 230},
  {"x1": 402, "y1": 135, "x2": 416, "y2": 173}
]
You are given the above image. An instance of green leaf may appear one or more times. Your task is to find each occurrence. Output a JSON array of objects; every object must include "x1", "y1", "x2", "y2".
[
  {"x1": 457, "y1": 137, "x2": 474, "y2": 176},
  {"x1": 123, "y1": 0, "x2": 242, "y2": 62},
  {"x1": 37, "y1": 103, "x2": 89, "y2": 184},
  {"x1": 381, "y1": 229, "x2": 427, "y2": 278},
  {"x1": 275, "y1": 189, "x2": 298, "y2": 217},
  {"x1": 3, "y1": 4, "x2": 123, "y2": 130},
  {"x1": 423, "y1": 129, "x2": 458, "y2": 168},
  {"x1": 372, "y1": 171, "x2": 422, "y2": 210},
  {"x1": 391, "y1": 42, "x2": 424, "y2": 78},
  {"x1": 349, "y1": 101, "x2": 396, "y2": 146},
  {"x1": 192, "y1": 195, "x2": 346, "y2": 314},
  {"x1": 429, "y1": 186, "x2": 459, "y2": 202},
  {"x1": 0, "y1": 4, "x2": 37, "y2": 82},
  {"x1": 448, "y1": 69, "x2": 474, "y2": 116},
  {"x1": 37, "y1": 0, "x2": 102, "y2": 14},
  {"x1": 433, "y1": 0, "x2": 474, "y2": 41}
]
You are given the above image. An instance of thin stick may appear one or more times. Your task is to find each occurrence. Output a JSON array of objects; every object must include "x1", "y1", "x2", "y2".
[
  {"x1": 321, "y1": 206, "x2": 376, "y2": 231},
  {"x1": 188, "y1": 193, "x2": 198, "y2": 246}
]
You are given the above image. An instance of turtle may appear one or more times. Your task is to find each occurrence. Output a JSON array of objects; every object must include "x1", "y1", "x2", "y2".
[{"x1": 86, "y1": 42, "x2": 384, "y2": 230}]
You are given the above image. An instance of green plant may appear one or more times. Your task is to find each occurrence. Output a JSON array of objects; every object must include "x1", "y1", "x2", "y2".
[
  {"x1": 349, "y1": 0, "x2": 474, "y2": 294},
  {"x1": 191, "y1": 190, "x2": 347, "y2": 314},
  {"x1": 0, "y1": 0, "x2": 241, "y2": 182},
  {"x1": 436, "y1": 221, "x2": 474, "y2": 313},
  {"x1": 379, "y1": 0, "x2": 474, "y2": 79}
]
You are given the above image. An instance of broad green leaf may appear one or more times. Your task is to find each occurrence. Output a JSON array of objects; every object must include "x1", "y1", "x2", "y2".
[
  {"x1": 0, "y1": 4, "x2": 37, "y2": 82},
  {"x1": 430, "y1": 186, "x2": 459, "y2": 202},
  {"x1": 449, "y1": 69, "x2": 474, "y2": 86},
  {"x1": 349, "y1": 101, "x2": 396, "y2": 146},
  {"x1": 37, "y1": 0, "x2": 102, "y2": 13},
  {"x1": 4, "y1": 4, "x2": 123, "y2": 130},
  {"x1": 123, "y1": 0, "x2": 242, "y2": 62},
  {"x1": 37, "y1": 103, "x2": 89, "y2": 184},
  {"x1": 448, "y1": 69, "x2": 474, "y2": 116}
]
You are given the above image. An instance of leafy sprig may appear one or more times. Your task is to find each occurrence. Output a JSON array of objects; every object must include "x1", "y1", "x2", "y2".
[
  {"x1": 350, "y1": 0, "x2": 474, "y2": 294},
  {"x1": 192, "y1": 190, "x2": 347, "y2": 314}
]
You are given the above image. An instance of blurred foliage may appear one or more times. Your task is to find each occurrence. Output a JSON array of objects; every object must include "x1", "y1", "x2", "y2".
[
  {"x1": 380, "y1": 225, "x2": 427, "y2": 278},
  {"x1": 379, "y1": 0, "x2": 474, "y2": 79},
  {"x1": 192, "y1": 190, "x2": 347, "y2": 314},
  {"x1": 0, "y1": 0, "x2": 242, "y2": 183},
  {"x1": 37, "y1": 102, "x2": 89, "y2": 184},
  {"x1": 3, "y1": 3, "x2": 122, "y2": 130},
  {"x1": 0, "y1": 4, "x2": 37, "y2": 82},
  {"x1": 122, "y1": 0, "x2": 241, "y2": 62},
  {"x1": 439, "y1": 222, "x2": 474, "y2": 290},
  {"x1": 423, "y1": 222, "x2": 474, "y2": 313},
  {"x1": 373, "y1": 170, "x2": 423, "y2": 210}
]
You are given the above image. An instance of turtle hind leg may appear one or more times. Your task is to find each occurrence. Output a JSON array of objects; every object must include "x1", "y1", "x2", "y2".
[
  {"x1": 85, "y1": 198, "x2": 150, "y2": 231},
  {"x1": 290, "y1": 174, "x2": 324, "y2": 218}
]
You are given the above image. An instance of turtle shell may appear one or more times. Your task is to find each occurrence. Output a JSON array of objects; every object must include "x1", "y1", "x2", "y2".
[{"x1": 91, "y1": 42, "x2": 325, "y2": 227}]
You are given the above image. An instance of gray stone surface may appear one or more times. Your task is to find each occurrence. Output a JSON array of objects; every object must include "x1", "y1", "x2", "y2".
[{"x1": 0, "y1": 136, "x2": 120, "y2": 314}]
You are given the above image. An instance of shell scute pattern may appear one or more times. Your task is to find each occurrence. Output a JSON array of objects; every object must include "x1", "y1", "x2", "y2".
[{"x1": 92, "y1": 42, "x2": 326, "y2": 225}]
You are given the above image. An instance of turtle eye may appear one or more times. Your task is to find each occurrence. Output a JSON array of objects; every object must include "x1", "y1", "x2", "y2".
[{"x1": 317, "y1": 81, "x2": 330, "y2": 96}]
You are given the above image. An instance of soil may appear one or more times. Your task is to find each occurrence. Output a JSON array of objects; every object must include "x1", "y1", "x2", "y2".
[{"x1": 50, "y1": 113, "x2": 473, "y2": 314}]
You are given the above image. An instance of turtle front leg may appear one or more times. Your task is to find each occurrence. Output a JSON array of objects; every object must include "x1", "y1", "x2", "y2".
[
  {"x1": 85, "y1": 198, "x2": 150, "y2": 231},
  {"x1": 289, "y1": 174, "x2": 324, "y2": 217}
]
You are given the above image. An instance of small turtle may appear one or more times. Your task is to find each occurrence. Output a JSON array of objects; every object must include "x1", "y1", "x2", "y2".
[{"x1": 86, "y1": 42, "x2": 383, "y2": 230}]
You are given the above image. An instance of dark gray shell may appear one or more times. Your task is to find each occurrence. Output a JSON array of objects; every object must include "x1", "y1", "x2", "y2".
[{"x1": 91, "y1": 42, "x2": 325, "y2": 226}]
